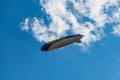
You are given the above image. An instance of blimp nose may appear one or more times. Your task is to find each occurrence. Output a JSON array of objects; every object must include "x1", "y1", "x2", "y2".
[
  {"x1": 41, "y1": 44, "x2": 49, "y2": 51},
  {"x1": 41, "y1": 45, "x2": 47, "y2": 51},
  {"x1": 41, "y1": 43, "x2": 52, "y2": 51}
]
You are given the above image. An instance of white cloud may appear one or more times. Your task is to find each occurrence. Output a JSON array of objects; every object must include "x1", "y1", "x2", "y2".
[
  {"x1": 112, "y1": 24, "x2": 120, "y2": 36},
  {"x1": 20, "y1": 0, "x2": 120, "y2": 49},
  {"x1": 21, "y1": 18, "x2": 29, "y2": 31},
  {"x1": 112, "y1": 8, "x2": 120, "y2": 22},
  {"x1": 104, "y1": 1, "x2": 120, "y2": 23}
]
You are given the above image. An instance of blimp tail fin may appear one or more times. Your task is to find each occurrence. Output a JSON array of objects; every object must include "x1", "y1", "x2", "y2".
[{"x1": 76, "y1": 39, "x2": 81, "y2": 43}]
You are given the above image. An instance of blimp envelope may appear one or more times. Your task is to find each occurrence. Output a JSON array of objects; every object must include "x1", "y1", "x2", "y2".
[{"x1": 41, "y1": 34, "x2": 84, "y2": 51}]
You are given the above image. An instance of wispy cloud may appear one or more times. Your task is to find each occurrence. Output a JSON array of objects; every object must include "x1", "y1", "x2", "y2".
[
  {"x1": 21, "y1": 18, "x2": 30, "y2": 31},
  {"x1": 112, "y1": 24, "x2": 120, "y2": 36},
  {"x1": 20, "y1": 0, "x2": 120, "y2": 48}
]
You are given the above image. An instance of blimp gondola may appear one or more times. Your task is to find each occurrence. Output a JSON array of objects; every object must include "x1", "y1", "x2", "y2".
[{"x1": 41, "y1": 34, "x2": 84, "y2": 51}]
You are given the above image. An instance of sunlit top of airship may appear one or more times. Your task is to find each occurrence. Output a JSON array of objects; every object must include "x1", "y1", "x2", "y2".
[{"x1": 41, "y1": 34, "x2": 84, "y2": 51}]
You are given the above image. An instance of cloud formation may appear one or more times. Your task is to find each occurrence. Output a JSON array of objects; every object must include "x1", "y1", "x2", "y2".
[
  {"x1": 20, "y1": 0, "x2": 120, "y2": 48},
  {"x1": 113, "y1": 24, "x2": 120, "y2": 36}
]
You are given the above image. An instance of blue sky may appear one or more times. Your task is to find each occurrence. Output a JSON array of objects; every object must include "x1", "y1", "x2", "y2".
[{"x1": 1, "y1": 0, "x2": 120, "y2": 80}]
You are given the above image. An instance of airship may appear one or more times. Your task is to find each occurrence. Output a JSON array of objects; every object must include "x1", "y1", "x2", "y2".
[{"x1": 41, "y1": 34, "x2": 84, "y2": 51}]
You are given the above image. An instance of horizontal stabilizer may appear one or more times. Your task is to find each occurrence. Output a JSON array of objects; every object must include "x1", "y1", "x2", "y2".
[{"x1": 76, "y1": 39, "x2": 81, "y2": 43}]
